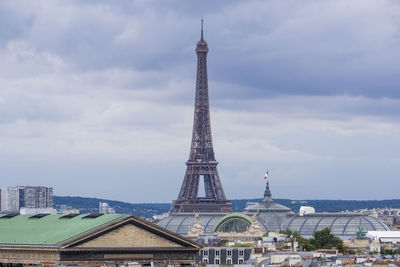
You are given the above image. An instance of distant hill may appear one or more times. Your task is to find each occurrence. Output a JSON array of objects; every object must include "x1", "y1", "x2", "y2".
[
  {"x1": 53, "y1": 196, "x2": 170, "y2": 218},
  {"x1": 54, "y1": 196, "x2": 400, "y2": 218}
]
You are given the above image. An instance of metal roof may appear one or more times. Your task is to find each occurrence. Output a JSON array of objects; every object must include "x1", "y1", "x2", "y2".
[
  {"x1": 244, "y1": 182, "x2": 293, "y2": 214},
  {"x1": 157, "y1": 213, "x2": 226, "y2": 236},
  {"x1": 366, "y1": 231, "x2": 400, "y2": 240},
  {"x1": 158, "y1": 184, "x2": 389, "y2": 238},
  {"x1": 158, "y1": 212, "x2": 389, "y2": 239},
  {"x1": 244, "y1": 200, "x2": 293, "y2": 213},
  {"x1": 281, "y1": 214, "x2": 390, "y2": 237},
  {"x1": 367, "y1": 231, "x2": 400, "y2": 238},
  {"x1": 0, "y1": 214, "x2": 126, "y2": 246},
  {"x1": 213, "y1": 212, "x2": 253, "y2": 232}
]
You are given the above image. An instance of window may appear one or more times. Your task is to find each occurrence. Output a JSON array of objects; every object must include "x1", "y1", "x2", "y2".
[
  {"x1": 239, "y1": 250, "x2": 244, "y2": 257},
  {"x1": 227, "y1": 250, "x2": 232, "y2": 257},
  {"x1": 203, "y1": 250, "x2": 208, "y2": 256},
  {"x1": 215, "y1": 250, "x2": 220, "y2": 257},
  {"x1": 238, "y1": 259, "x2": 244, "y2": 264},
  {"x1": 226, "y1": 259, "x2": 232, "y2": 264},
  {"x1": 203, "y1": 258, "x2": 208, "y2": 264},
  {"x1": 215, "y1": 259, "x2": 220, "y2": 264}
]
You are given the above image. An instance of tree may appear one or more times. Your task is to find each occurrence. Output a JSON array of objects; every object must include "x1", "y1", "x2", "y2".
[
  {"x1": 279, "y1": 230, "x2": 315, "y2": 251},
  {"x1": 310, "y1": 228, "x2": 343, "y2": 252},
  {"x1": 381, "y1": 248, "x2": 394, "y2": 255}
]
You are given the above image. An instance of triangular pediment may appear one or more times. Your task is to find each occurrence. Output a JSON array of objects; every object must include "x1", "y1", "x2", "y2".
[
  {"x1": 62, "y1": 216, "x2": 200, "y2": 249},
  {"x1": 75, "y1": 223, "x2": 182, "y2": 248}
]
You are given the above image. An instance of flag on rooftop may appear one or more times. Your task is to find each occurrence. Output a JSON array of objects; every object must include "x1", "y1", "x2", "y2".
[{"x1": 264, "y1": 170, "x2": 269, "y2": 180}]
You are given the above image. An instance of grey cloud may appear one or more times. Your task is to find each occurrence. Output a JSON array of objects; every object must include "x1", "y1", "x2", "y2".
[
  {"x1": 212, "y1": 95, "x2": 400, "y2": 120},
  {"x1": 209, "y1": 0, "x2": 400, "y2": 98},
  {"x1": 0, "y1": 2, "x2": 32, "y2": 47},
  {"x1": 3, "y1": 0, "x2": 400, "y2": 99},
  {"x1": 0, "y1": 0, "x2": 399, "y2": 202}
]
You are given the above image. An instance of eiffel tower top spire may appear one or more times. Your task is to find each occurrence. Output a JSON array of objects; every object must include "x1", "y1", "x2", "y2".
[{"x1": 196, "y1": 20, "x2": 209, "y2": 54}]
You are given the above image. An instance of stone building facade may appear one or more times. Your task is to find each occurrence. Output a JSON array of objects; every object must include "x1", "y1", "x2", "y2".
[{"x1": 0, "y1": 214, "x2": 201, "y2": 265}]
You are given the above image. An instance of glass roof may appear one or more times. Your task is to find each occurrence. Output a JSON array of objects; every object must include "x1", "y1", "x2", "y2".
[{"x1": 157, "y1": 213, "x2": 389, "y2": 238}]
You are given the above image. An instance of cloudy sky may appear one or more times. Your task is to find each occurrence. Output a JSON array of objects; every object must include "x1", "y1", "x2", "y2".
[{"x1": 1, "y1": 0, "x2": 399, "y2": 203}]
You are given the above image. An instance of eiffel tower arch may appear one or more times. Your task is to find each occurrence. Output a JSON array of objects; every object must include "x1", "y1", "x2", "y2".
[{"x1": 172, "y1": 21, "x2": 232, "y2": 213}]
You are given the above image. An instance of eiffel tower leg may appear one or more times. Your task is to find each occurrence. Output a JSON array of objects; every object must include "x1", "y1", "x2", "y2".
[
  {"x1": 213, "y1": 169, "x2": 227, "y2": 200},
  {"x1": 177, "y1": 172, "x2": 189, "y2": 201},
  {"x1": 187, "y1": 173, "x2": 199, "y2": 199},
  {"x1": 203, "y1": 174, "x2": 214, "y2": 198}
]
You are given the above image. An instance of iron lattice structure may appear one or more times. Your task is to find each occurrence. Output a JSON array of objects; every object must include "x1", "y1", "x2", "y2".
[{"x1": 172, "y1": 22, "x2": 232, "y2": 213}]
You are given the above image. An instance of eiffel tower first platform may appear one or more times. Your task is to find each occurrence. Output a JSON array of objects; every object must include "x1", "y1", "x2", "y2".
[{"x1": 171, "y1": 21, "x2": 232, "y2": 214}]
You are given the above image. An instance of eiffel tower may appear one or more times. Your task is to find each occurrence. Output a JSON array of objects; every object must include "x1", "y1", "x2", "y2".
[{"x1": 172, "y1": 21, "x2": 232, "y2": 213}]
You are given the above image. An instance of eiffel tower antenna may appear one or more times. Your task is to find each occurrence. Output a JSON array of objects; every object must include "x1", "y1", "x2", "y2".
[{"x1": 201, "y1": 18, "x2": 204, "y2": 41}]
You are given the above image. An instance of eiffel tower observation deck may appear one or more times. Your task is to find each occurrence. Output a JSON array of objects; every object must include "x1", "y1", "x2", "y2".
[{"x1": 172, "y1": 21, "x2": 232, "y2": 213}]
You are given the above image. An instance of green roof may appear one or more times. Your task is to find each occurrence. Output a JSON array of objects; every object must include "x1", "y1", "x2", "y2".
[
  {"x1": 213, "y1": 212, "x2": 253, "y2": 232},
  {"x1": 0, "y1": 214, "x2": 126, "y2": 246}
]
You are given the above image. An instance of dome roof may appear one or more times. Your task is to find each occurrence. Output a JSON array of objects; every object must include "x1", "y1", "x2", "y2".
[
  {"x1": 213, "y1": 213, "x2": 253, "y2": 232},
  {"x1": 245, "y1": 200, "x2": 293, "y2": 213},
  {"x1": 244, "y1": 182, "x2": 293, "y2": 214}
]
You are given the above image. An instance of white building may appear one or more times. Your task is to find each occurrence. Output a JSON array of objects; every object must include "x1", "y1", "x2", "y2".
[
  {"x1": 299, "y1": 206, "x2": 315, "y2": 216},
  {"x1": 0, "y1": 187, "x2": 20, "y2": 212},
  {"x1": 99, "y1": 202, "x2": 115, "y2": 214},
  {"x1": 366, "y1": 231, "x2": 400, "y2": 249}
]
